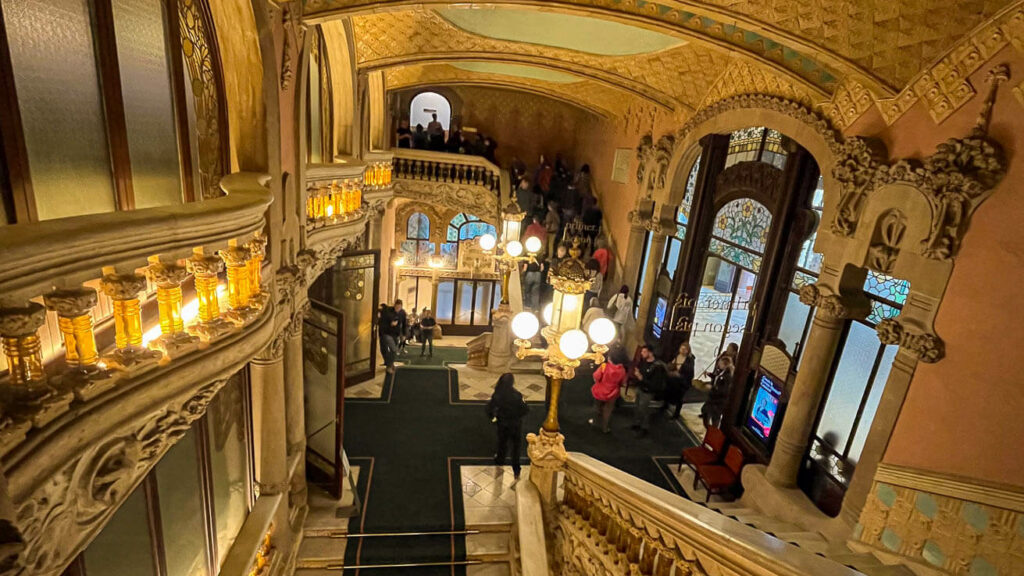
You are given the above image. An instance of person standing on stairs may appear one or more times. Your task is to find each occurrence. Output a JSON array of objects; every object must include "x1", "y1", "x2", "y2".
[
  {"x1": 378, "y1": 302, "x2": 400, "y2": 374},
  {"x1": 487, "y1": 373, "x2": 530, "y2": 480},
  {"x1": 418, "y1": 308, "x2": 436, "y2": 357}
]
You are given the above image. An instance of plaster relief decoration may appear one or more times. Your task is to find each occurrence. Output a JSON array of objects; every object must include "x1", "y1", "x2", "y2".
[
  {"x1": 392, "y1": 180, "x2": 498, "y2": 224},
  {"x1": 876, "y1": 318, "x2": 945, "y2": 363},
  {"x1": 827, "y1": 65, "x2": 1009, "y2": 261},
  {"x1": 856, "y1": 464, "x2": 1024, "y2": 575},
  {"x1": 868, "y1": 210, "x2": 907, "y2": 274},
  {"x1": 9, "y1": 379, "x2": 230, "y2": 576},
  {"x1": 715, "y1": 161, "x2": 784, "y2": 204}
]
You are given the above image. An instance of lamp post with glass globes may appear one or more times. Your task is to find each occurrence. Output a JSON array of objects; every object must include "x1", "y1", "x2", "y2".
[
  {"x1": 509, "y1": 241, "x2": 616, "y2": 508},
  {"x1": 478, "y1": 195, "x2": 542, "y2": 369}
]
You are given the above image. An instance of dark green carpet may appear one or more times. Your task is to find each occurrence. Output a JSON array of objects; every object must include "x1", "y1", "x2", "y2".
[{"x1": 340, "y1": 351, "x2": 695, "y2": 573}]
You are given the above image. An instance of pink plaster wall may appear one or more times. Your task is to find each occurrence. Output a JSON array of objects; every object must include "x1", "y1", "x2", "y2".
[{"x1": 875, "y1": 53, "x2": 1024, "y2": 488}]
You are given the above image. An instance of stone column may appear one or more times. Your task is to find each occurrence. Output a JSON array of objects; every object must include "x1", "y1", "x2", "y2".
[
  {"x1": 487, "y1": 304, "x2": 513, "y2": 370},
  {"x1": 765, "y1": 284, "x2": 865, "y2": 488},
  {"x1": 633, "y1": 231, "x2": 666, "y2": 342},
  {"x1": 251, "y1": 334, "x2": 289, "y2": 496},
  {"x1": 282, "y1": 305, "x2": 309, "y2": 509}
]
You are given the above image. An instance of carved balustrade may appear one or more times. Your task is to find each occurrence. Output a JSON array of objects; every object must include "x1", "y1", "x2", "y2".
[
  {"x1": 392, "y1": 148, "x2": 501, "y2": 194},
  {"x1": 363, "y1": 150, "x2": 395, "y2": 190},
  {"x1": 0, "y1": 173, "x2": 273, "y2": 456},
  {"x1": 555, "y1": 453, "x2": 860, "y2": 576}
]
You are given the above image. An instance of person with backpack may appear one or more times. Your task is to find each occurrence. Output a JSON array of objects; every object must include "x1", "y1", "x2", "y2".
[
  {"x1": 606, "y1": 285, "x2": 633, "y2": 337},
  {"x1": 487, "y1": 373, "x2": 530, "y2": 480},
  {"x1": 631, "y1": 345, "x2": 667, "y2": 437}
]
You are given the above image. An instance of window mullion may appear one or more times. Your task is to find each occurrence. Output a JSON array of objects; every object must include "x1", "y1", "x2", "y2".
[
  {"x1": 143, "y1": 474, "x2": 170, "y2": 576},
  {"x1": 91, "y1": 0, "x2": 135, "y2": 210},
  {"x1": 194, "y1": 416, "x2": 219, "y2": 575}
]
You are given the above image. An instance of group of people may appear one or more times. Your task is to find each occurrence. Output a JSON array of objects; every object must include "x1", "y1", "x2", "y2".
[
  {"x1": 395, "y1": 115, "x2": 498, "y2": 162},
  {"x1": 485, "y1": 340, "x2": 738, "y2": 479},
  {"x1": 513, "y1": 155, "x2": 603, "y2": 247},
  {"x1": 377, "y1": 299, "x2": 439, "y2": 373}
]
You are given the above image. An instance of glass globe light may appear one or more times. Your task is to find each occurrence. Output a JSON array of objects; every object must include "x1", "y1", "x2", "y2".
[
  {"x1": 587, "y1": 317, "x2": 616, "y2": 345},
  {"x1": 479, "y1": 234, "x2": 496, "y2": 251},
  {"x1": 524, "y1": 236, "x2": 543, "y2": 254},
  {"x1": 542, "y1": 302, "x2": 553, "y2": 325},
  {"x1": 559, "y1": 329, "x2": 589, "y2": 360},
  {"x1": 506, "y1": 240, "x2": 524, "y2": 257},
  {"x1": 511, "y1": 312, "x2": 539, "y2": 340}
]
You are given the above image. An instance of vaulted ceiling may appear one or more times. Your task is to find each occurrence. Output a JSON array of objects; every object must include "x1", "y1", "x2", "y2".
[{"x1": 306, "y1": 0, "x2": 1023, "y2": 127}]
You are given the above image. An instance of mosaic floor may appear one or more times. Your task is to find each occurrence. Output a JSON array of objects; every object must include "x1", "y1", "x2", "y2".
[{"x1": 448, "y1": 364, "x2": 546, "y2": 403}]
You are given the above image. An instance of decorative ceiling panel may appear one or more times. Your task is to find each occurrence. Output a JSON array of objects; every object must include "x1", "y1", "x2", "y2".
[
  {"x1": 383, "y1": 63, "x2": 636, "y2": 117},
  {"x1": 352, "y1": 9, "x2": 738, "y2": 111}
]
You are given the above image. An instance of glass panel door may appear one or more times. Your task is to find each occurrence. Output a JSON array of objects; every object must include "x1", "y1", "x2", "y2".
[
  {"x1": 454, "y1": 280, "x2": 474, "y2": 325},
  {"x1": 309, "y1": 251, "x2": 380, "y2": 384},
  {"x1": 302, "y1": 301, "x2": 346, "y2": 498},
  {"x1": 473, "y1": 282, "x2": 494, "y2": 325},
  {"x1": 690, "y1": 257, "x2": 760, "y2": 375}
]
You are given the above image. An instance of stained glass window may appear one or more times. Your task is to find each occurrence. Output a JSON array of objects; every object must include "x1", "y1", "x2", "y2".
[
  {"x1": 440, "y1": 242, "x2": 458, "y2": 268},
  {"x1": 712, "y1": 198, "x2": 772, "y2": 254},
  {"x1": 864, "y1": 271, "x2": 909, "y2": 306},
  {"x1": 725, "y1": 126, "x2": 788, "y2": 169},
  {"x1": 447, "y1": 213, "x2": 494, "y2": 242},
  {"x1": 407, "y1": 212, "x2": 429, "y2": 240},
  {"x1": 678, "y1": 155, "x2": 701, "y2": 225}
]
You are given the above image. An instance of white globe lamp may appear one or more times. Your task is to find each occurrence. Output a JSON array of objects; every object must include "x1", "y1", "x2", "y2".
[
  {"x1": 559, "y1": 329, "x2": 589, "y2": 360},
  {"x1": 505, "y1": 240, "x2": 523, "y2": 257},
  {"x1": 542, "y1": 302, "x2": 553, "y2": 325},
  {"x1": 479, "y1": 233, "x2": 496, "y2": 251},
  {"x1": 511, "y1": 312, "x2": 539, "y2": 340},
  {"x1": 587, "y1": 317, "x2": 616, "y2": 346},
  {"x1": 524, "y1": 235, "x2": 543, "y2": 254}
]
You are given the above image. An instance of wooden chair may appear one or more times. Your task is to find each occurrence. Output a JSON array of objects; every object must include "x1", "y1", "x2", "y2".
[
  {"x1": 693, "y1": 445, "x2": 744, "y2": 502},
  {"x1": 678, "y1": 426, "x2": 727, "y2": 472}
]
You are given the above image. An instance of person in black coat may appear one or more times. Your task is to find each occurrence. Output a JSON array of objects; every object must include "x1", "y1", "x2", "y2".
[
  {"x1": 665, "y1": 341, "x2": 695, "y2": 420},
  {"x1": 702, "y1": 356, "x2": 734, "y2": 429},
  {"x1": 486, "y1": 373, "x2": 529, "y2": 479},
  {"x1": 632, "y1": 345, "x2": 667, "y2": 437}
]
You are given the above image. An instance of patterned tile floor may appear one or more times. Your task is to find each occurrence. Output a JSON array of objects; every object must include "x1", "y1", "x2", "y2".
[{"x1": 449, "y1": 364, "x2": 547, "y2": 403}]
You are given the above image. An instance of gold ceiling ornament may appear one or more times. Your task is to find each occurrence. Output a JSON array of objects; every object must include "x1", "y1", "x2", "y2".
[
  {"x1": 699, "y1": 57, "x2": 823, "y2": 112},
  {"x1": 350, "y1": 8, "x2": 739, "y2": 112}
]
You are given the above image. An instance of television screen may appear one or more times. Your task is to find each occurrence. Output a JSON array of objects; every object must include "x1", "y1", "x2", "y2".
[
  {"x1": 652, "y1": 297, "x2": 668, "y2": 338},
  {"x1": 747, "y1": 374, "x2": 782, "y2": 440}
]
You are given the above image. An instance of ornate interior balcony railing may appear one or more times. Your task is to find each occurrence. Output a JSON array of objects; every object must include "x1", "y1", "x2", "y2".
[
  {"x1": 392, "y1": 148, "x2": 501, "y2": 195},
  {"x1": 551, "y1": 453, "x2": 860, "y2": 576},
  {"x1": 305, "y1": 153, "x2": 393, "y2": 234},
  {"x1": 0, "y1": 173, "x2": 275, "y2": 575}
]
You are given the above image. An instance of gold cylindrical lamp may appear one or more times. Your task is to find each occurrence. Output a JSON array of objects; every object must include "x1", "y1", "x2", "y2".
[
  {"x1": 220, "y1": 241, "x2": 251, "y2": 310},
  {"x1": 188, "y1": 248, "x2": 224, "y2": 324},
  {"x1": 146, "y1": 257, "x2": 187, "y2": 337},
  {"x1": 353, "y1": 179, "x2": 363, "y2": 210},
  {"x1": 330, "y1": 181, "x2": 342, "y2": 219},
  {"x1": 43, "y1": 287, "x2": 100, "y2": 370},
  {"x1": 0, "y1": 302, "x2": 48, "y2": 385},
  {"x1": 100, "y1": 270, "x2": 147, "y2": 350},
  {"x1": 247, "y1": 231, "x2": 267, "y2": 307},
  {"x1": 501, "y1": 196, "x2": 526, "y2": 246},
  {"x1": 548, "y1": 255, "x2": 590, "y2": 334}
]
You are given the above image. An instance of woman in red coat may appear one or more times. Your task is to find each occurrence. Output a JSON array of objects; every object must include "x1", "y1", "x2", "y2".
[{"x1": 588, "y1": 347, "x2": 628, "y2": 433}]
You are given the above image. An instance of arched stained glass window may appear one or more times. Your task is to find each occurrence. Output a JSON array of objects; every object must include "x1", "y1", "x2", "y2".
[
  {"x1": 678, "y1": 155, "x2": 701, "y2": 227},
  {"x1": 864, "y1": 271, "x2": 909, "y2": 324},
  {"x1": 725, "y1": 126, "x2": 787, "y2": 169},
  {"x1": 446, "y1": 213, "x2": 496, "y2": 242},
  {"x1": 708, "y1": 198, "x2": 772, "y2": 272},
  {"x1": 407, "y1": 212, "x2": 430, "y2": 240}
]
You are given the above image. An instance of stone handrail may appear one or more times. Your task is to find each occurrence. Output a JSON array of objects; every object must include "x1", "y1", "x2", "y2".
[
  {"x1": 516, "y1": 480, "x2": 551, "y2": 576},
  {"x1": 0, "y1": 173, "x2": 272, "y2": 305},
  {"x1": 392, "y1": 148, "x2": 501, "y2": 194},
  {"x1": 559, "y1": 452, "x2": 861, "y2": 576}
]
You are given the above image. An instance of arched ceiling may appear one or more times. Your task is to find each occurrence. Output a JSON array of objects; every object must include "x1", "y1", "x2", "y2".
[{"x1": 308, "y1": 0, "x2": 1024, "y2": 128}]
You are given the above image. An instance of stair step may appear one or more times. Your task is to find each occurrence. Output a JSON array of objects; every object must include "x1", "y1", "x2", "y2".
[
  {"x1": 466, "y1": 533, "x2": 511, "y2": 562},
  {"x1": 750, "y1": 521, "x2": 805, "y2": 535},
  {"x1": 772, "y1": 531, "x2": 827, "y2": 543},
  {"x1": 786, "y1": 537, "x2": 831, "y2": 555},
  {"x1": 465, "y1": 506, "x2": 514, "y2": 531},
  {"x1": 297, "y1": 535, "x2": 348, "y2": 560},
  {"x1": 858, "y1": 566, "x2": 918, "y2": 576},
  {"x1": 707, "y1": 501, "x2": 750, "y2": 512},
  {"x1": 466, "y1": 562, "x2": 512, "y2": 576}
]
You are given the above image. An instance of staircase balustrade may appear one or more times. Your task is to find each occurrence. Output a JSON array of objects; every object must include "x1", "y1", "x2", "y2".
[
  {"x1": 544, "y1": 453, "x2": 862, "y2": 576},
  {"x1": 392, "y1": 149, "x2": 501, "y2": 195}
]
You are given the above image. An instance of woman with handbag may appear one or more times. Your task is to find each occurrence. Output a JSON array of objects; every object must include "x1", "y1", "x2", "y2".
[
  {"x1": 588, "y1": 347, "x2": 628, "y2": 433},
  {"x1": 486, "y1": 373, "x2": 530, "y2": 480}
]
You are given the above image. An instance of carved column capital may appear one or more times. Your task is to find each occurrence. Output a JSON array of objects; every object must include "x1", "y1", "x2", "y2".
[
  {"x1": 798, "y1": 283, "x2": 866, "y2": 321},
  {"x1": 0, "y1": 303, "x2": 46, "y2": 338},
  {"x1": 255, "y1": 331, "x2": 287, "y2": 364},
  {"x1": 527, "y1": 429, "x2": 568, "y2": 470},
  {"x1": 186, "y1": 251, "x2": 224, "y2": 276},
  {"x1": 43, "y1": 287, "x2": 98, "y2": 318},
  {"x1": 100, "y1": 273, "x2": 146, "y2": 301},
  {"x1": 876, "y1": 318, "x2": 945, "y2": 363},
  {"x1": 218, "y1": 244, "x2": 250, "y2": 268},
  {"x1": 247, "y1": 230, "x2": 267, "y2": 260},
  {"x1": 145, "y1": 260, "x2": 188, "y2": 287}
]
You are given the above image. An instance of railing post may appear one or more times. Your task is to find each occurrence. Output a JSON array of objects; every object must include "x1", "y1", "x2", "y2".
[
  {"x1": 0, "y1": 303, "x2": 73, "y2": 429},
  {"x1": 247, "y1": 231, "x2": 268, "y2": 309},
  {"x1": 186, "y1": 247, "x2": 233, "y2": 342},
  {"x1": 145, "y1": 258, "x2": 200, "y2": 358},
  {"x1": 100, "y1": 270, "x2": 162, "y2": 375}
]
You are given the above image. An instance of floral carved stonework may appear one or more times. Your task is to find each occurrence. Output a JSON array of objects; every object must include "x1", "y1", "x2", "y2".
[{"x1": 876, "y1": 318, "x2": 945, "y2": 363}]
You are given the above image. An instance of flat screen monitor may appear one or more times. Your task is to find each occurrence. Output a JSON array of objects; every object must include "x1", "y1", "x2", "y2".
[
  {"x1": 746, "y1": 373, "x2": 782, "y2": 440},
  {"x1": 651, "y1": 296, "x2": 667, "y2": 338}
]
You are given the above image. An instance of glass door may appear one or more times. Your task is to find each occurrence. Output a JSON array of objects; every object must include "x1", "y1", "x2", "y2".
[
  {"x1": 302, "y1": 301, "x2": 346, "y2": 498},
  {"x1": 434, "y1": 277, "x2": 500, "y2": 335},
  {"x1": 308, "y1": 251, "x2": 380, "y2": 384}
]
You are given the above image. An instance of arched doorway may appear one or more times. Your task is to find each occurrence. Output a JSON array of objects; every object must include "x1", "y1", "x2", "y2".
[{"x1": 409, "y1": 91, "x2": 452, "y2": 132}]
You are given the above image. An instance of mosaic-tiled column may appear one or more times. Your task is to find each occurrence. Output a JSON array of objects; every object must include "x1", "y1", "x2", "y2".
[
  {"x1": 0, "y1": 303, "x2": 72, "y2": 428},
  {"x1": 186, "y1": 248, "x2": 233, "y2": 341},
  {"x1": 100, "y1": 270, "x2": 162, "y2": 374},
  {"x1": 145, "y1": 258, "x2": 200, "y2": 358}
]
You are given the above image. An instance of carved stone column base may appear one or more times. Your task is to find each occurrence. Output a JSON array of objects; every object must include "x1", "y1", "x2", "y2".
[
  {"x1": 150, "y1": 332, "x2": 200, "y2": 360},
  {"x1": 527, "y1": 428, "x2": 567, "y2": 521},
  {"x1": 101, "y1": 347, "x2": 163, "y2": 377},
  {"x1": 187, "y1": 318, "x2": 235, "y2": 343},
  {"x1": 59, "y1": 368, "x2": 123, "y2": 402},
  {"x1": 224, "y1": 307, "x2": 259, "y2": 327},
  {"x1": 4, "y1": 384, "x2": 73, "y2": 428}
]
